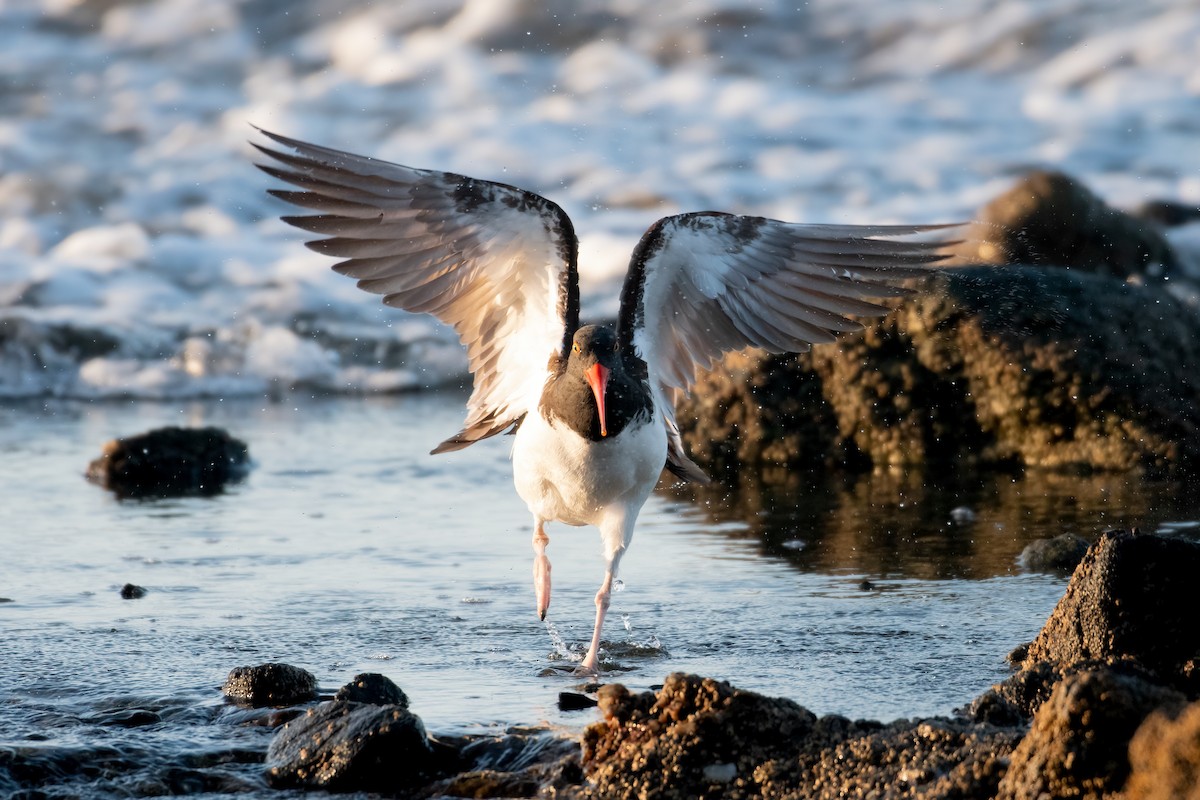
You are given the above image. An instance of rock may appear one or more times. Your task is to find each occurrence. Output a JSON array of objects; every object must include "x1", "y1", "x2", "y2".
[
  {"x1": 677, "y1": 266, "x2": 1200, "y2": 477},
  {"x1": 265, "y1": 677, "x2": 580, "y2": 797},
  {"x1": 975, "y1": 530, "x2": 1200, "y2": 726},
  {"x1": 1133, "y1": 199, "x2": 1200, "y2": 228},
  {"x1": 948, "y1": 170, "x2": 1178, "y2": 278},
  {"x1": 971, "y1": 658, "x2": 1165, "y2": 726},
  {"x1": 789, "y1": 719, "x2": 1019, "y2": 800},
  {"x1": 434, "y1": 730, "x2": 582, "y2": 798},
  {"x1": 119, "y1": 583, "x2": 147, "y2": 599},
  {"x1": 334, "y1": 673, "x2": 408, "y2": 707},
  {"x1": 266, "y1": 699, "x2": 433, "y2": 793},
  {"x1": 970, "y1": 659, "x2": 1071, "y2": 726},
  {"x1": 1125, "y1": 699, "x2": 1200, "y2": 800},
  {"x1": 558, "y1": 691, "x2": 598, "y2": 711},
  {"x1": 95, "y1": 708, "x2": 162, "y2": 727},
  {"x1": 456, "y1": 729, "x2": 578, "y2": 773},
  {"x1": 222, "y1": 663, "x2": 318, "y2": 707},
  {"x1": 1020, "y1": 529, "x2": 1200, "y2": 685},
  {"x1": 995, "y1": 668, "x2": 1184, "y2": 800},
  {"x1": 1017, "y1": 533, "x2": 1090, "y2": 573},
  {"x1": 948, "y1": 506, "x2": 976, "y2": 524},
  {"x1": 579, "y1": 673, "x2": 1017, "y2": 799},
  {"x1": 86, "y1": 426, "x2": 250, "y2": 499},
  {"x1": 582, "y1": 673, "x2": 816, "y2": 798},
  {"x1": 440, "y1": 768, "x2": 541, "y2": 798}
]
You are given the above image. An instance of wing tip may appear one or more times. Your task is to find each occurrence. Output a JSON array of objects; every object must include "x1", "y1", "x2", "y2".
[
  {"x1": 666, "y1": 456, "x2": 712, "y2": 485},
  {"x1": 431, "y1": 416, "x2": 524, "y2": 455}
]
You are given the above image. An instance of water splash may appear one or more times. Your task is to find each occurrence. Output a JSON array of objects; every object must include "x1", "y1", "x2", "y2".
[{"x1": 543, "y1": 620, "x2": 582, "y2": 664}]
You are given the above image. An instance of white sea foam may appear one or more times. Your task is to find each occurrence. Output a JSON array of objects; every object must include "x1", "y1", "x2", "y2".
[{"x1": 1, "y1": 0, "x2": 1197, "y2": 399}]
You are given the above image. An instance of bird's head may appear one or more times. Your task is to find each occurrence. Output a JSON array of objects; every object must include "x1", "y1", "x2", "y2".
[{"x1": 569, "y1": 325, "x2": 621, "y2": 437}]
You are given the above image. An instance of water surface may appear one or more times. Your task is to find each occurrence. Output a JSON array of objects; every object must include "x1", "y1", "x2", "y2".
[{"x1": 2, "y1": 395, "x2": 1197, "y2": 795}]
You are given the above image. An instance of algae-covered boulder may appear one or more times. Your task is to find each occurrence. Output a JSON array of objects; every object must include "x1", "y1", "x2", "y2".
[
  {"x1": 579, "y1": 673, "x2": 1017, "y2": 800},
  {"x1": 1019, "y1": 530, "x2": 1200, "y2": 684},
  {"x1": 973, "y1": 530, "x2": 1200, "y2": 726},
  {"x1": 582, "y1": 673, "x2": 818, "y2": 798},
  {"x1": 947, "y1": 170, "x2": 1178, "y2": 278},
  {"x1": 677, "y1": 266, "x2": 1200, "y2": 477},
  {"x1": 996, "y1": 669, "x2": 1184, "y2": 800},
  {"x1": 1125, "y1": 700, "x2": 1200, "y2": 800}
]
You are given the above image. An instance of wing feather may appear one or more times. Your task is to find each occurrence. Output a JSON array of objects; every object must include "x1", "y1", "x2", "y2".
[
  {"x1": 254, "y1": 128, "x2": 579, "y2": 451},
  {"x1": 617, "y1": 212, "x2": 956, "y2": 480}
]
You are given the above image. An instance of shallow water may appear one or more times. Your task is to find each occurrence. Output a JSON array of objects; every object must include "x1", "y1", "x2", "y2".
[{"x1": 3, "y1": 394, "x2": 1199, "y2": 796}]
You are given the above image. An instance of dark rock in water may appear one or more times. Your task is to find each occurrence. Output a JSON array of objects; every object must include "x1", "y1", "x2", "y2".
[
  {"x1": 558, "y1": 691, "x2": 598, "y2": 711},
  {"x1": 433, "y1": 730, "x2": 581, "y2": 798},
  {"x1": 119, "y1": 583, "x2": 147, "y2": 599},
  {"x1": 455, "y1": 729, "x2": 579, "y2": 774},
  {"x1": 1020, "y1": 529, "x2": 1200, "y2": 685},
  {"x1": 261, "y1": 677, "x2": 580, "y2": 797},
  {"x1": 995, "y1": 668, "x2": 1185, "y2": 800},
  {"x1": 1018, "y1": 533, "x2": 1090, "y2": 574},
  {"x1": 1125, "y1": 699, "x2": 1200, "y2": 800},
  {"x1": 86, "y1": 426, "x2": 250, "y2": 499},
  {"x1": 95, "y1": 708, "x2": 162, "y2": 727},
  {"x1": 948, "y1": 170, "x2": 1178, "y2": 278},
  {"x1": 678, "y1": 266, "x2": 1200, "y2": 477},
  {"x1": 266, "y1": 699, "x2": 433, "y2": 793},
  {"x1": 334, "y1": 672, "x2": 408, "y2": 707},
  {"x1": 222, "y1": 663, "x2": 318, "y2": 707},
  {"x1": 441, "y1": 768, "x2": 541, "y2": 798},
  {"x1": 579, "y1": 673, "x2": 1018, "y2": 800},
  {"x1": 1133, "y1": 198, "x2": 1200, "y2": 228}
]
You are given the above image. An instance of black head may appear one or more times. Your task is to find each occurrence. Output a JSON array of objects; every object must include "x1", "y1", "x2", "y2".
[
  {"x1": 542, "y1": 324, "x2": 651, "y2": 441},
  {"x1": 568, "y1": 324, "x2": 621, "y2": 369}
]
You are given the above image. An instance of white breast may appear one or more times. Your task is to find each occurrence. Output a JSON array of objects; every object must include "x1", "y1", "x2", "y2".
[{"x1": 511, "y1": 410, "x2": 667, "y2": 529}]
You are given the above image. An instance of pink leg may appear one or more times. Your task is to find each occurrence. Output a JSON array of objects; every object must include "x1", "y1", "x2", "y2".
[
  {"x1": 577, "y1": 548, "x2": 624, "y2": 675},
  {"x1": 533, "y1": 521, "x2": 551, "y2": 621}
]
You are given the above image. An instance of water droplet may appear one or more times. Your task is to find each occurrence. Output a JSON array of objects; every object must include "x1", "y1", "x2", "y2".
[{"x1": 613, "y1": 579, "x2": 625, "y2": 593}]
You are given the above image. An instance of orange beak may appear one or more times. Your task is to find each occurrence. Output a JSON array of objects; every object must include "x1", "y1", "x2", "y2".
[{"x1": 585, "y1": 363, "x2": 610, "y2": 437}]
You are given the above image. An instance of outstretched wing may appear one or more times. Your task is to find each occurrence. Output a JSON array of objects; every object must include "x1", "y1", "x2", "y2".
[
  {"x1": 617, "y1": 212, "x2": 954, "y2": 480},
  {"x1": 253, "y1": 129, "x2": 579, "y2": 452}
]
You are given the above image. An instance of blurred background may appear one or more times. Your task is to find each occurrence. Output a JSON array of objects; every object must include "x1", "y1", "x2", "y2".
[{"x1": 3, "y1": 0, "x2": 1198, "y2": 398}]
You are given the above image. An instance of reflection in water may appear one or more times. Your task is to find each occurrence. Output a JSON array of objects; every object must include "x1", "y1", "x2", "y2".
[{"x1": 667, "y1": 468, "x2": 1200, "y2": 580}]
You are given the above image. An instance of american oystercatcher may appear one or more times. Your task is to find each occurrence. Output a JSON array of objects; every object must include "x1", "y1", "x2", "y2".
[{"x1": 254, "y1": 130, "x2": 952, "y2": 674}]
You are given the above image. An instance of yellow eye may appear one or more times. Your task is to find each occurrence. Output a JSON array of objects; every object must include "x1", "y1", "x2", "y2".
[
  {"x1": 572, "y1": 342, "x2": 580, "y2": 353},
  {"x1": 613, "y1": 342, "x2": 620, "y2": 353}
]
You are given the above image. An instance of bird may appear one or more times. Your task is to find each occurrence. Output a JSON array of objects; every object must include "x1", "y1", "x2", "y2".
[{"x1": 252, "y1": 128, "x2": 953, "y2": 674}]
